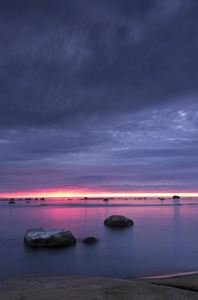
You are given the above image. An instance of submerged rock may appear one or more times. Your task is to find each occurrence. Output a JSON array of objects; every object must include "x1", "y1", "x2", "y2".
[
  {"x1": 83, "y1": 237, "x2": 98, "y2": 244},
  {"x1": 104, "y1": 215, "x2": 134, "y2": 227},
  {"x1": 24, "y1": 228, "x2": 76, "y2": 247}
]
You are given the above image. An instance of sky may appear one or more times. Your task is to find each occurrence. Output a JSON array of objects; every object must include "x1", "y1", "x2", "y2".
[{"x1": 1, "y1": 0, "x2": 198, "y2": 197}]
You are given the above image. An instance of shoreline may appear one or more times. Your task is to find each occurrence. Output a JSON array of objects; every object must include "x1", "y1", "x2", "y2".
[
  {"x1": 139, "y1": 270, "x2": 198, "y2": 279},
  {"x1": 1, "y1": 272, "x2": 198, "y2": 299}
]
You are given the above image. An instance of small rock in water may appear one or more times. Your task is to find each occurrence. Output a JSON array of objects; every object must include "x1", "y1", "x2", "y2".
[
  {"x1": 103, "y1": 198, "x2": 109, "y2": 201},
  {"x1": 83, "y1": 237, "x2": 98, "y2": 244},
  {"x1": 24, "y1": 228, "x2": 76, "y2": 247},
  {"x1": 8, "y1": 199, "x2": 15, "y2": 204},
  {"x1": 104, "y1": 215, "x2": 134, "y2": 227},
  {"x1": 173, "y1": 195, "x2": 180, "y2": 199}
]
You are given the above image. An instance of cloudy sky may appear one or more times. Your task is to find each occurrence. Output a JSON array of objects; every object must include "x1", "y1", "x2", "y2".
[{"x1": 1, "y1": 0, "x2": 198, "y2": 196}]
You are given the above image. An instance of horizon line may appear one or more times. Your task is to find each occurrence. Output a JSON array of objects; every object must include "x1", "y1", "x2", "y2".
[{"x1": 1, "y1": 192, "x2": 198, "y2": 198}]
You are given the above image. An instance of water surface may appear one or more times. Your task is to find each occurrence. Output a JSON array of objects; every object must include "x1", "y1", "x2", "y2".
[{"x1": 0, "y1": 197, "x2": 198, "y2": 280}]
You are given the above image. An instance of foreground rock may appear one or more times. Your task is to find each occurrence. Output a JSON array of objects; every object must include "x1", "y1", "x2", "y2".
[
  {"x1": 144, "y1": 273, "x2": 198, "y2": 293},
  {"x1": 24, "y1": 228, "x2": 76, "y2": 247},
  {"x1": 0, "y1": 273, "x2": 198, "y2": 300},
  {"x1": 104, "y1": 215, "x2": 134, "y2": 226}
]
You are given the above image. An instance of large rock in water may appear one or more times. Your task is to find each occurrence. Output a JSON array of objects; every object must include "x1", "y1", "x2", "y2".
[
  {"x1": 104, "y1": 215, "x2": 134, "y2": 227},
  {"x1": 24, "y1": 228, "x2": 76, "y2": 247}
]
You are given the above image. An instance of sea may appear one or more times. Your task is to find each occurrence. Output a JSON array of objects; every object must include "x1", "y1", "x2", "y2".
[{"x1": 0, "y1": 196, "x2": 198, "y2": 281}]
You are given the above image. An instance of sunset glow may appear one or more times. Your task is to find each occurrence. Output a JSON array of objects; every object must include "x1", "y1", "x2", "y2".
[{"x1": 1, "y1": 190, "x2": 198, "y2": 198}]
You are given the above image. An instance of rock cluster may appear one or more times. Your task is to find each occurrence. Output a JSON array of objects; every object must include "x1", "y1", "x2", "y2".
[{"x1": 24, "y1": 214, "x2": 134, "y2": 248}]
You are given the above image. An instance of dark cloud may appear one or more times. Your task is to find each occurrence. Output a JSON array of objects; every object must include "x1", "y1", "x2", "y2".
[
  {"x1": 1, "y1": 0, "x2": 198, "y2": 128},
  {"x1": 1, "y1": 101, "x2": 198, "y2": 194}
]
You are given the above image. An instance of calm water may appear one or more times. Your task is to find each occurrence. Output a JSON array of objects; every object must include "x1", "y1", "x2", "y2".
[{"x1": 0, "y1": 197, "x2": 198, "y2": 281}]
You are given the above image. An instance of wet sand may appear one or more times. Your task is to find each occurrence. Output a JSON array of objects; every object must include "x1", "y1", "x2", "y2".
[{"x1": 0, "y1": 273, "x2": 198, "y2": 299}]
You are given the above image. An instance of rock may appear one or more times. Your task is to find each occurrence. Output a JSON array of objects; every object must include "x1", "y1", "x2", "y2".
[
  {"x1": 8, "y1": 200, "x2": 15, "y2": 204},
  {"x1": 145, "y1": 273, "x2": 198, "y2": 292},
  {"x1": 24, "y1": 228, "x2": 76, "y2": 247},
  {"x1": 173, "y1": 195, "x2": 180, "y2": 199},
  {"x1": 104, "y1": 215, "x2": 134, "y2": 227},
  {"x1": 103, "y1": 198, "x2": 109, "y2": 201},
  {"x1": 83, "y1": 237, "x2": 98, "y2": 244},
  {"x1": 40, "y1": 198, "x2": 45, "y2": 200},
  {"x1": 8, "y1": 198, "x2": 15, "y2": 203},
  {"x1": 1, "y1": 274, "x2": 198, "y2": 300}
]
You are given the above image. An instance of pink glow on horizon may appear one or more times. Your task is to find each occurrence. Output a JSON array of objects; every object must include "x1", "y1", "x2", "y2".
[{"x1": 1, "y1": 188, "x2": 198, "y2": 198}]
